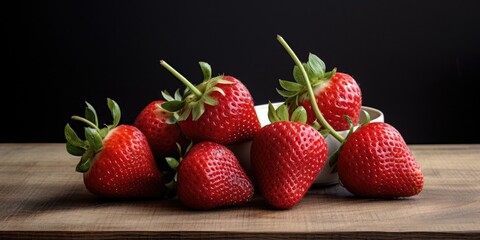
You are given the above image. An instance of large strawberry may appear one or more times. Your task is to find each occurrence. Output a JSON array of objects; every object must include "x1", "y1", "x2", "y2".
[
  {"x1": 159, "y1": 60, "x2": 261, "y2": 146},
  {"x1": 166, "y1": 141, "x2": 254, "y2": 210},
  {"x1": 250, "y1": 103, "x2": 328, "y2": 209},
  {"x1": 64, "y1": 98, "x2": 165, "y2": 198},
  {"x1": 276, "y1": 38, "x2": 362, "y2": 131},
  {"x1": 337, "y1": 122, "x2": 424, "y2": 198},
  {"x1": 134, "y1": 99, "x2": 189, "y2": 169}
]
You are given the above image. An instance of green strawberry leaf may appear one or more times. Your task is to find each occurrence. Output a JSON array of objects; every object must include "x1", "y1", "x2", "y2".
[
  {"x1": 165, "y1": 157, "x2": 179, "y2": 170},
  {"x1": 161, "y1": 90, "x2": 175, "y2": 101},
  {"x1": 161, "y1": 100, "x2": 186, "y2": 113},
  {"x1": 64, "y1": 123, "x2": 85, "y2": 147},
  {"x1": 323, "y1": 67, "x2": 337, "y2": 80},
  {"x1": 66, "y1": 142, "x2": 85, "y2": 156},
  {"x1": 276, "y1": 88, "x2": 297, "y2": 98},
  {"x1": 203, "y1": 95, "x2": 218, "y2": 106},
  {"x1": 210, "y1": 86, "x2": 225, "y2": 96},
  {"x1": 276, "y1": 104, "x2": 289, "y2": 121},
  {"x1": 290, "y1": 106, "x2": 307, "y2": 124},
  {"x1": 192, "y1": 102, "x2": 205, "y2": 121},
  {"x1": 84, "y1": 127, "x2": 103, "y2": 153},
  {"x1": 307, "y1": 53, "x2": 326, "y2": 78},
  {"x1": 268, "y1": 102, "x2": 281, "y2": 123},
  {"x1": 199, "y1": 61, "x2": 212, "y2": 82},
  {"x1": 293, "y1": 65, "x2": 306, "y2": 85},
  {"x1": 174, "y1": 89, "x2": 183, "y2": 100},
  {"x1": 76, "y1": 154, "x2": 92, "y2": 173},
  {"x1": 84, "y1": 101, "x2": 98, "y2": 127},
  {"x1": 279, "y1": 79, "x2": 303, "y2": 92},
  {"x1": 177, "y1": 106, "x2": 192, "y2": 121},
  {"x1": 107, "y1": 98, "x2": 121, "y2": 129}
]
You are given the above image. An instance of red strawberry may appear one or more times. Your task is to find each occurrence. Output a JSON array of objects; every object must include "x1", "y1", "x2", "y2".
[
  {"x1": 337, "y1": 122, "x2": 424, "y2": 198},
  {"x1": 167, "y1": 141, "x2": 254, "y2": 210},
  {"x1": 64, "y1": 98, "x2": 165, "y2": 198},
  {"x1": 159, "y1": 60, "x2": 261, "y2": 146},
  {"x1": 276, "y1": 38, "x2": 362, "y2": 131},
  {"x1": 296, "y1": 71, "x2": 362, "y2": 131},
  {"x1": 134, "y1": 99, "x2": 189, "y2": 168},
  {"x1": 250, "y1": 104, "x2": 328, "y2": 209}
]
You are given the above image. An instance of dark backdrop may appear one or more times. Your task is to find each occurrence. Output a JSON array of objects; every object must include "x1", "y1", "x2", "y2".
[{"x1": 3, "y1": 0, "x2": 480, "y2": 144}]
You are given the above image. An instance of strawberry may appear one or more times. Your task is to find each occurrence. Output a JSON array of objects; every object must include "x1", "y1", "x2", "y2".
[
  {"x1": 133, "y1": 99, "x2": 189, "y2": 169},
  {"x1": 337, "y1": 122, "x2": 424, "y2": 198},
  {"x1": 250, "y1": 103, "x2": 328, "y2": 209},
  {"x1": 64, "y1": 98, "x2": 165, "y2": 198},
  {"x1": 166, "y1": 141, "x2": 254, "y2": 210},
  {"x1": 276, "y1": 41, "x2": 362, "y2": 131},
  {"x1": 159, "y1": 60, "x2": 261, "y2": 146}
]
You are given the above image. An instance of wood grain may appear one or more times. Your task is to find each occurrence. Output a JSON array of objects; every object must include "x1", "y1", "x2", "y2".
[{"x1": 1, "y1": 143, "x2": 479, "y2": 239}]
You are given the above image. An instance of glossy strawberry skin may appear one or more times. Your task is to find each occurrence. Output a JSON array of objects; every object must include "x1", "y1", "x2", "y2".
[
  {"x1": 134, "y1": 100, "x2": 189, "y2": 165},
  {"x1": 298, "y1": 72, "x2": 362, "y2": 131},
  {"x1": 83, "y1": 125, "x2": 165, "y2": 198},
  {"x1": 178, "y1": 76, "x2": 261, "y2": 146},
  {"x1": 337, "y1": 122, "x2": 424, "y2": 198},
  {"x1": 176, "y1": 141, "x2": 254, "y2": 210},
  {"x1": 250, "y1": 121, "x2": 328, "y2": 209}
]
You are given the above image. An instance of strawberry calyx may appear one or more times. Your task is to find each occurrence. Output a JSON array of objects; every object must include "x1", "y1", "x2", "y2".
[
  {"x1": 267, "y1": 101, "x2": 308, "y2": 124},
  {"x1": 164, "y1": 141, "x2": 193, "y2": 191},
  {"x1": 159, "y1": 60, "x2": 235, "y2": 122},
  {"x1": 64, "y1": 98, "x2": 121, "y2": 173},
  {"x1": 277, "y1": 53, "x2": 337, "y2": 107}
]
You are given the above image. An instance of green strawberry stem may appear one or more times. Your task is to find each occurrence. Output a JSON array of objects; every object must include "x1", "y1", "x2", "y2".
[
  {"x1": 71, "y1": 116, "x2": 102, "y2": 133},
  {"x1": 160, "y1": 60, "x2": 202, "y2": 97},
  {"x1": 276, "y1": 35, "x2": 345, "y2": 143}
]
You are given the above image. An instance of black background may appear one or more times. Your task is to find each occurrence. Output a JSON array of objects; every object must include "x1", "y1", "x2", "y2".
[{"x1": 3, "y1": 0, "x2": 480, "y2": 144}]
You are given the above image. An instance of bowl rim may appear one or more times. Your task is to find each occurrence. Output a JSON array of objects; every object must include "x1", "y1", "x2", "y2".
[{"x1": 254, "y1": 101, "x2": 384, "y2": 124}]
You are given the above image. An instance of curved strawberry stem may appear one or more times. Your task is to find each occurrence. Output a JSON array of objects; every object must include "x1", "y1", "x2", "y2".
[
  {"x1": 160, "y1": 60, "x2": 202, "y2": 97},
  {"x1": 70, "y1": 116, "x2": 102, "y2": 133},
  {"x1": 277, "y1": 35, "x2": 345, "y2": 143}
]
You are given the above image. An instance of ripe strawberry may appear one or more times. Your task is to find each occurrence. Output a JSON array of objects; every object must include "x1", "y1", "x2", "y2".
[
  {"x1": 250, "y1": 103, "x2": 328, "y2": 209},
  {"x1": 133, "y1": 99, "x2": 189, "y2": 169},
  {"x1": 159, "y1": 60, "x2": 261, "y2": 146},
  {"x1": 64, "y1": 98, "x2": 165, "y2": 198},
  {"x1": 167, "y1": 141, "x2": 254, "y2": 210},
  {"x1": 276, "y1": 43, "x2": 362, "y2": 131},
  {"x1": 337, "y1": 122, "x2": 424, "y2": 198}
]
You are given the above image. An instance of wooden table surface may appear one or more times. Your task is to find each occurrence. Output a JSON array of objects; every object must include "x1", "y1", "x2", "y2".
[{"x1": 0, "y1": 143, "x2": 479, "y2": 239}]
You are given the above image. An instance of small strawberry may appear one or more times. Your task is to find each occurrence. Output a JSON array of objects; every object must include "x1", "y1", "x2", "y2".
[
  {"x1": 276, "y1": 38, "x2": 362, "y2": 131},
  {"x1": 134, "y1": 99, "x2": 189, "y2": 169},
  {"x1": 250, "y1": 103, "x2": 328, "y2": 209},
  {"x1": 64, "y1": 98, "x2": 165, "y2": 198},
  {"x1": 166, "y1": 141, "x2": 254, "y2": 210},
  {"x1": 159, "y1": 60, "x2": 261, "y2": 146},
  {"x1": 337, "y1": 122, "x2": 424, "y2": 198}
]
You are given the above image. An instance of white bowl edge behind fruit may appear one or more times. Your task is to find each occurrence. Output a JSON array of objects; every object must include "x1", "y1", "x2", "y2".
[{"x1": 229, "y1": 102, "x2": 384, "y2": 187}]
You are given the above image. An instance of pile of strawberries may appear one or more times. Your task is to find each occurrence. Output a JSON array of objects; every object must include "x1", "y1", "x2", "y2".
[{"x1": 65, "y1": 35, "x2": 424, "y2": 210}]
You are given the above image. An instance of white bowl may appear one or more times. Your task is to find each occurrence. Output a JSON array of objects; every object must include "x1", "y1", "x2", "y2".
[{"x1": 228, "y1": 102, "x2": 384, "y2": 187}]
